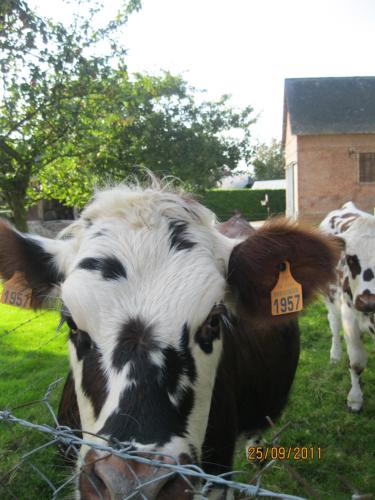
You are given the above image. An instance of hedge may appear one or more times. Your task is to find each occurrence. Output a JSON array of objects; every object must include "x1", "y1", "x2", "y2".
[{"x1": 201, "y1": 189, "x2": 285, "y2": 221}]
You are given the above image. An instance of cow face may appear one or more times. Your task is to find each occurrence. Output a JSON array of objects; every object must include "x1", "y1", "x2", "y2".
[
  {"x1": 0, "y1": 185, "x2": 339, "y2": 499},
  {"x1": 338, "y1": 218, "x2": 375, "y2": 313}
]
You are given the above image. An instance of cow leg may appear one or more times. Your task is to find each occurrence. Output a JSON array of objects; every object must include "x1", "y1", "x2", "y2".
[
  {"x1": 341, "y1": 304, "x2": 367, "y2": 411},
  {"x1": 326, "y1": 300, "x2": 342, "y2": 363}
]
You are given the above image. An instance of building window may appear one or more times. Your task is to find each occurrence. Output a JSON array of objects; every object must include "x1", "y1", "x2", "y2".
[{"x1": 359, "y1": 153, "x2": 375, "y2": 183}]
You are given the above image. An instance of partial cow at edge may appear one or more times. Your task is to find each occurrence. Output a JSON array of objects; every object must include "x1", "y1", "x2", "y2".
[
  {"x1": 320, "y1": 201, "x2": 375, "y2": 412},
  {"x1": 0, "y1": 183, "x2": 339, "y2": 500}
]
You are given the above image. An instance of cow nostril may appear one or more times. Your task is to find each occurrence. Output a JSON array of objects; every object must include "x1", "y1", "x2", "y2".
[
  {"x1": 80, "y1": 461, "x2": 111, "y2": 500},
  {"x1": 157, "y1": 474, "x2": 194, "y2": 499}
]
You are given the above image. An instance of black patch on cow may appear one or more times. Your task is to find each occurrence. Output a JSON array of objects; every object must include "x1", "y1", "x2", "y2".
[
  {"x1": 78, "y1": 256, "x2": 127, "y2": 280},
  {"x1": 69, "y1": 330, "x2": 92, "y2": 361},
  {"x1": 99, "y1": 321, "x2": 197, "y2": 445},
  {"x1": 112, "y1": 317, "x2": 158, "y2": 373},
  {"x1": 346, "y1": 255, "x2": 361, "y2": 279},
  {"x1": 99, "y1": 363, "x2": 195, "y2": 446},
  {"x1": 168, "y1": 220, "x2": 196, "y2": 251},
  {"x1": 162, "y1": 347, "x2": 183, "y2": 394},
  {"x1": 363, "y1": 268, "x2": 374, "y2": 282},
  {"x1": 330, "y1": 216, "x2": 338, "y2": 229},
  {"x1": 161, "y1": 324, "x2": 197, "y2": 393},
  {"x1": 180, "y1": 323, "x2": 197, "y2": 382},
  {"x1": 80, "y1": 340, "x2": 108, "y2": 418},
  {"x1": 343, "y1": 277, "x2": 353, "y2": 301},
  {"x1": 341, "y1": 213, "x2": 359, "y2": 219}
]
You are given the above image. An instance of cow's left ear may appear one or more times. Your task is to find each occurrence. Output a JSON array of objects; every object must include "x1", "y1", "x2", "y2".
[
  {"x1": 227, "y1": 220, "x2": 340, "y2": 320},
  {"x1": 0, "y1": 219, "x2": 69, "y2": 308}
]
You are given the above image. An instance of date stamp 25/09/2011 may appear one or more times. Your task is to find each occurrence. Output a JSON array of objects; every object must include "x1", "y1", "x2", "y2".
[{"x1": 247, "y1": 446, "x2": 322, "y2": 462}]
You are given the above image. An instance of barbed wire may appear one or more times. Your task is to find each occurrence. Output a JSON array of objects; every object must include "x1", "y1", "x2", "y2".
[
  {"x1": 0, "y1": 413, "x2": 305, "y2": 499},
  {"x1": 1, "y1": 307, "x2": 372, "y2": 500},
  {"x1": 0, "y1": 307, "x2": 305, "y2": 499},
  {"x1": 0, "y1": 311, "x2": 47, "y2": 339}
]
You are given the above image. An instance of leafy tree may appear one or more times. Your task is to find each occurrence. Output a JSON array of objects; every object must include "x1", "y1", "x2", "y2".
[
  {"x1": 85, "y1": 73, "x2": 255, "y2": 191},
  {"x1": 252, "y1": 139, "x2": 285, "y2": 180},
  {"x1": 30, "y1": 71, "x2": 255, "y2": 209},
  {"x1": 0, "y1": 0, "x2": 141, "y2": 229},
  {"x1": 1, "y1": 0, "x2": 255, "y2": 229}
]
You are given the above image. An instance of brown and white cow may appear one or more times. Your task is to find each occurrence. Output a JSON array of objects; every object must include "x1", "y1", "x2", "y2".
[
  {"x1": 320, "y1": 201, "x2": 375, "y2": 411},
  {"x1": 0, "y1": 183, "x2": 338, "y2": 499}
]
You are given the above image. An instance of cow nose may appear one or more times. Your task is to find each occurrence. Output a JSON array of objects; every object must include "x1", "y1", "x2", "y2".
[
  {"x1": 79, "y1": 449, "x2": 194, "y2": 500},
  {"x1": 355, "y1": 292, "x2": 375, "y2": 313}
]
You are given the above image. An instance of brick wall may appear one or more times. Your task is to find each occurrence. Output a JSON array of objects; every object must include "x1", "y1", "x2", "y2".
[{"x1": 287, "y1": 132, "x2": 375, "y2": 224}]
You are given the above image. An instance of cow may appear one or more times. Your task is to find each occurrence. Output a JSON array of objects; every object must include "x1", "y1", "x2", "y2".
[
  {"x1": 320, "y1": 201, "x2": 375, "y2": 412},
  {"x1": 0, "y1": 182, "x2": 338, "y2": 499},
  {"x1": 217, "y1": 213, "x2": 256, "y2": 239}
]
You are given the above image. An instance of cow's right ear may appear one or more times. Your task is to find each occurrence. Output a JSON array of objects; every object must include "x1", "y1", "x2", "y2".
[
  {"x1": 227, "y1": 220, "x2": 340, "y2": 321},
  {"x1": 0, "y1": 219, "x2": 69, "y2": 308}
]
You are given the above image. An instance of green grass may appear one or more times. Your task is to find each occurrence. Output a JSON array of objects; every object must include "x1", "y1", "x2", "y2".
[
  {"x1": 0, "y1": 301, "x2": 70, "y2": 499},
  {"x1": 1, "y1": 299, "x2": 374, "y2": 499},
  {"x1": 237, "y1": 301, "x2": 375, "y2": 498}
]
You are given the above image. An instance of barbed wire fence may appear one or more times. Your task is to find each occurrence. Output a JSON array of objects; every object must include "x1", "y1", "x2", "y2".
[{"x1": 0, "y1": 307, "x2": 371, "y2": 500}]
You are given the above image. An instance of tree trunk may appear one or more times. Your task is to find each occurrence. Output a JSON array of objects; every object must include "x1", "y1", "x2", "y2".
[
  {"x1": 12, "y1": 201, "x2": 28, "y2": 232},
  {"x1": 5, "y1": 191, "x2": 28, "y2": 232}
]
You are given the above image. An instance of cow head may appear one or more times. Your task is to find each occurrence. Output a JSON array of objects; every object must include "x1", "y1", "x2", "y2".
[
  {"x1": 0, "y1": 185, "x2": 339, "y2": 499},
  {"x1": 336, "y1": 217, "x2": 375, "y2": 313}
]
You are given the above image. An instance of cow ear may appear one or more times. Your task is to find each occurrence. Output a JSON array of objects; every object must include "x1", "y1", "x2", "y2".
[
  {"x1": 227, "y1": 220, "x2": 340, "y2": 321},
  {"x1": 0, "y1": 219, "x2": 68, "y2": 308}
]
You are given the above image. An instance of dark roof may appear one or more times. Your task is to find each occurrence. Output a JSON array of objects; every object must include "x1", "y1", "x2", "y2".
[{"x1": 283, "y1": 77, "x2": 375, "y2": 140}]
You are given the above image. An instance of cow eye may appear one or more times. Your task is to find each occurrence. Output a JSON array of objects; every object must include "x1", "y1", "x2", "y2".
[
  {"x1": 195, "y1": 304, "x2": 226, "y2": 354},
  {"x1": 69, "y1": 329, "x2": 93, "y2": 359},
  {"x1": 209, "y1": 313, "x2": 221, "y2": 330}
]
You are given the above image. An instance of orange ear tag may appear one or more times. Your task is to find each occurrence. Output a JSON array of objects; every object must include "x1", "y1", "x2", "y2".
[
  {"x1": 1, "y1": 272, "x2": 32, "y2": 309},
  {"x1": 271, "y1": 262, "x2": 303, "y2": 316}
]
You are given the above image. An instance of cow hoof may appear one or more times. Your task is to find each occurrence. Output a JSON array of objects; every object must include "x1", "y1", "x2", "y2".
[
  {"x1": 330, "y1": 348, "x2": 341, "y2": 363},
  {"x1": 347, "y1": 401, "x2": 363, "y2": 413},
  {"x1": 330, "y1": 355, "x2": 341, "y2": 364}
]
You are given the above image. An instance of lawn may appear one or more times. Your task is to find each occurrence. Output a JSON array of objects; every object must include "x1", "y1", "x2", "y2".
[{"x1": 0, "y1": 299, "x2": 374, "y2": 499}]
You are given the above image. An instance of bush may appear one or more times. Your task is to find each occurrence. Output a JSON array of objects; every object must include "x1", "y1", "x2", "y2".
[{"x1": 201, "y1": 189, "x2": 285, "y2": 221}]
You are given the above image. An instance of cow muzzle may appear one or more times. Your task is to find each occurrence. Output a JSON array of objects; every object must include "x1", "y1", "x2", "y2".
[
  {"x1": 79, "y1": 449, "x2": 194, "y2": 500},
  {"x1": 354, "y1": 292, "x2": 375, "y2": 313}
]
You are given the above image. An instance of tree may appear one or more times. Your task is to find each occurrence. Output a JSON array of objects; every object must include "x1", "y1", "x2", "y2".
[
  {"x1": 29, "y1": 71, "x2": 255, "y2": 209},
  {"x1": 0, "y1": 0, "x2": 141, "y2": 229},
  {"x1": 252, "y1": 139, "x2": 285, "y2": 180},
  {"x1": 1, "y1": 0, "x2": 255, "y2": 229},
  {"x1": 86, "y1": 73, "x2": 255, "y2": 191}
]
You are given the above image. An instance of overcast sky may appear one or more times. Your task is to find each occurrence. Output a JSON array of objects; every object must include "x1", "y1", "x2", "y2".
[{"x1": 31, "y1": 0, "x2": 375, "y2": 143}]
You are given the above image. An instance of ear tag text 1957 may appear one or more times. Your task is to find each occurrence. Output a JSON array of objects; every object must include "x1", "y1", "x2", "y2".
[
  {"x1": 271, "y1": 261, "x2": 303, "y2": 316},
  {"x1": 1, "y1": 272, "x2": 32, "y2": 309}
]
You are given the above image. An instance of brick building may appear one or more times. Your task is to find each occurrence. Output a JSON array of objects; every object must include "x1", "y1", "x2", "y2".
[{"x1": 282, "y1": 76, "x2": 375, "y2": 224}]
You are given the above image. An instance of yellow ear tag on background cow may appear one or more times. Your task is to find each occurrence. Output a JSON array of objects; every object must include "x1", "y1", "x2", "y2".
[
  {"x1": 1, "y1": 272, "x2": 32, "y2": 309},
  {"x1": 271, "y1": 261, "x2": 303, "y2": 316}
]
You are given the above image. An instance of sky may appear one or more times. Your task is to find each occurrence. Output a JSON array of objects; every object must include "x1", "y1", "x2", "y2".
[{"x1": 30, "y1": 0, "x2": 375, "y2": 143}]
